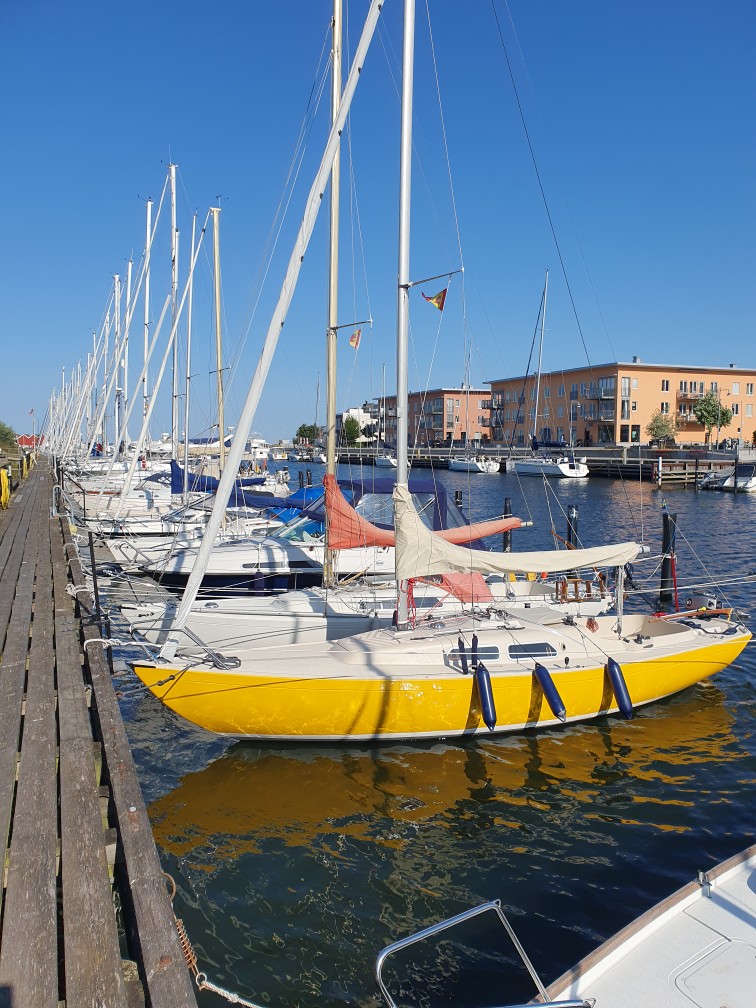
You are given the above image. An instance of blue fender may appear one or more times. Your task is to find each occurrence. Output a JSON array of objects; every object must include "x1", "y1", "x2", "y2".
[
  {"x1": 606, "y1": 657, "x2": 633, "y2": 719},
  {"x1": 533, "y1": 663, "x2": 567, "y2": 722},
  {"x1": 475, "y1": 662, "x2": 497, "y2": 731}
]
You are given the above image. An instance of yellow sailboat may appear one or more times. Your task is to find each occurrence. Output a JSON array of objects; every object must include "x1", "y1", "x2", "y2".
[{"x1": 129, "y1": 3, "x2": 751, "y2": 742}]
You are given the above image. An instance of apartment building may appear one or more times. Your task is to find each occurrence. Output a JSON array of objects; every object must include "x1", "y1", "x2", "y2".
[
  {"x1": 381, "y1": 388, "x2": 492, "y2": 448},
  {"x1": 487, "y1": 360, "x2": 756, "y2": 447}
]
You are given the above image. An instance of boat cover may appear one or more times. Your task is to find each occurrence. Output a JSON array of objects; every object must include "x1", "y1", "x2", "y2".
[{"x1": 394, "y1": 484, "x2": 642, "y2": 579}]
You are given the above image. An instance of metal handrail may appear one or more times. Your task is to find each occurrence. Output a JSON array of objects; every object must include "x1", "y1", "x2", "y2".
[{"x1": 374, "y1": 900, "x2": 593, "y2": 1008}]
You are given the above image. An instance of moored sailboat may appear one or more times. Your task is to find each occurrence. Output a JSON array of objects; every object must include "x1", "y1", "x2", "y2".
[{"x1": 129, "y1": 1, "x2": 750, "y2": 743}]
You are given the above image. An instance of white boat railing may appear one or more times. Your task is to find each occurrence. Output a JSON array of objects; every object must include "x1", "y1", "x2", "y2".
[{"x1": 374, "y1": 900, "x2": 592, "y2": 1008}]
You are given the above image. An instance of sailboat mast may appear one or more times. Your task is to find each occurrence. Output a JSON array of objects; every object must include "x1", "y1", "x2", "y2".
[
  {"x1": 169, "y1": 163, "x2": 180, "y2": 460},
  {"x1": 323, "y1": 0, "x2": 343, "y2": 590},
  {"x1": 211, "y1": 207, "x2": 226, "y2": 475},
  {"x1": 183, "y1": 213, "x2": 197, "y2": 503},
  {"x1": 533, "y1": 269, "x2": 547, "y2": 443},
  {"x1": 143, "y1": 198, "x2": 152, "y2": 432},
  {"x1": 395, "y1": 0, "x2": 415, "y2": 629}
]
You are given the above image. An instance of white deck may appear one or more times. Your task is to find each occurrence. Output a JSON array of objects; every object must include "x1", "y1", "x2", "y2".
[{"x1": 543, "y1": 847, "x2": 756, "y2": 1007}]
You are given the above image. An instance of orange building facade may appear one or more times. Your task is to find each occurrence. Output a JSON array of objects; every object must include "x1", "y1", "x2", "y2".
[
  {"x1": 381, "y1": 388, "x2": 492, "y2": 448},
  {"x1": 487, "y1": 361, "x2": 756, "y2": 447}
]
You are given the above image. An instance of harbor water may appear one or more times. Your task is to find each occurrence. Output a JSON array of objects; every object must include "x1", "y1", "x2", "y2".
[{"x1": 113, "y1": 466, "x2": 756, "y2": 1008}]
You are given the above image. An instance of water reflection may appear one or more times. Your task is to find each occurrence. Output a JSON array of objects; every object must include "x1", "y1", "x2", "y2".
[{"x1": 146, "y1": 684, "x2": 750, "y2": 1008}]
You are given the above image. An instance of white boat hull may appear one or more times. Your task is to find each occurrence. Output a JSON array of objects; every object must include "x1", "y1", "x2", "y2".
[{"x1": 514, "y1": 455, "x2": 589, "y2": 478}]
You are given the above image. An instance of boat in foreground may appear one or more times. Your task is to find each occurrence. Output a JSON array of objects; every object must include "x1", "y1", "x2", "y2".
[
  {"x1": 375, "y1": 844, "x2": 756, "y2": 1008},
  {"x1": 541, "y1": 842, "x2": 756, "y2": 1007}
]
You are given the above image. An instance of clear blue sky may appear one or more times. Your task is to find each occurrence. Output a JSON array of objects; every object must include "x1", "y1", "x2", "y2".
[{"x1": 2, "y1": 1, "x2": 754, "y2": 442}]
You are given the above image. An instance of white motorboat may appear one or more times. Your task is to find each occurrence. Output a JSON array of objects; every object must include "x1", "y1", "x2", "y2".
[
  {"x1": 514, "y1": 453, "x2": 589, "y2": 478},
  {"x1": 699, "y1": 461, "x2": 756, "y2": 492},
  {"x1": 542, "y1": 843, "x2": 756, "y2": 1007},
  {"x1": 375, "y1": 844, "x2": 756, "y2": 1008},
  {"x1": 375, "y1": 453, "x2": 397, "y2": 468}
]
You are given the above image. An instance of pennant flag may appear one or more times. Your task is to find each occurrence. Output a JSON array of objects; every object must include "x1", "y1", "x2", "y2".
[
  {"x1": 422, "y1": 288, "x2": 447, "y2": 311},
  {"x1": 349, "y1": 328, "x2": 362, "y2": 349},
  {"x1": 29, "y1": 408, "x2": 34, "y2": 415}
]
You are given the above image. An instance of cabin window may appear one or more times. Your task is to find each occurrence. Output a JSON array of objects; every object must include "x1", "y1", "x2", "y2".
[
  {"x1": 507, "y1": 643, "x2": 558, "y2": 660},
  {"x1": 448, "y1": 646, "x2": 501, "y2": 662}
]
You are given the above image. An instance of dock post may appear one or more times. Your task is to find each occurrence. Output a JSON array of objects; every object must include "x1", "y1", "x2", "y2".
[
  {"x1": 656, "y1": 455, "x2": 663, "y2": 487},
  {"x1": 659, "y1": 510, "x2": 677, "y2": 609},
  {"x1": 502, "y1": 496, "x2": 512, "y2": 552}
]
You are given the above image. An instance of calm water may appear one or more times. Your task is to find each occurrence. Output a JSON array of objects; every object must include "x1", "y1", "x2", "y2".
[{"x1": 113, "y1": 466, "x2": 756, "y2": 1008}]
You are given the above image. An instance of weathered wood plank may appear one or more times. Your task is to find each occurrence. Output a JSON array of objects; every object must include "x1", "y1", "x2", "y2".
[
  {"x1": 0, "y1": 476, "x2": 59, "y2": 1007},
  {"x1": 0, "y1": 488, "x2": 39, "y2": 913},
  {"x1": 51, "y1": 510, "x2": 129, "y2": 1008},
  {"x1": 62, "y1": 517, "x2": 198, "y2": 1007}
]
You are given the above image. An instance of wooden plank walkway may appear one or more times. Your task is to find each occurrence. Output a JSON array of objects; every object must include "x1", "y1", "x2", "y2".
[{"x1": 0, "y1": 462, "x2": 197, "y2": 1008}]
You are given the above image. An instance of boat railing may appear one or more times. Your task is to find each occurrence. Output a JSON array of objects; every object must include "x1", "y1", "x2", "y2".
[{"x1": 374, "y1": 900, "x2": 594, "y2": 1008}]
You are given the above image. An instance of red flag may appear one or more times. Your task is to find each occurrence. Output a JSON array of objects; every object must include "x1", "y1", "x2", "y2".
[
  {"x1": 348, "y1": 328, "x2": 362, "y2": 349},
  {"x1": 422, "y1": 288, "x2": 447, "y2": 311}
]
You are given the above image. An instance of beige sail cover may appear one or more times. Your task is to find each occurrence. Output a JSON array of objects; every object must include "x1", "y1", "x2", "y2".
[{"x1": 393, "y1": 484, "x2": 641, "y2": 580}]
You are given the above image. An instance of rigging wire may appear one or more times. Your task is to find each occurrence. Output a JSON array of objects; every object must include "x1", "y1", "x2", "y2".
[{"x1": 489, "y1": 0, "x2": 593, "y2": 370}]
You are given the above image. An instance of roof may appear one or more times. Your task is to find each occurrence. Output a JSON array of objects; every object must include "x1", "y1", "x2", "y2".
[{"x1": 487, "y1": 361, "x2": 756, "y2": 384}]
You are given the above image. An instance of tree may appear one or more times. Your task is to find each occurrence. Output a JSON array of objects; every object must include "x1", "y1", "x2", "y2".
[
  {"x1": 645, "y1": 410, "x2": 678, "y2": 444},
  {"x1": 294, "y1": 423, "x2": 318, "y2": 442},
  {"x1": 0, "y1": 421, "x2": 17, "y2": 453},
  {"x1": 692, "y1": 390, "x2": 732, "y2": 443},
  {"x1": 343, "y1": 416, "x2": 361, "y2": 445}
]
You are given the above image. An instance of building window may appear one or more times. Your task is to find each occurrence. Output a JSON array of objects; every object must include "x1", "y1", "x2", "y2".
[
  {"x1": 746, "y1": 404, "x2": 753, "y2": 417},
  {"x1": 632, "y1": 401, "x2": 637, "y2": 411},
  {"x1": 679, "y1": 380, "x2": 688, "y2": 393},
  {"x1": 660, "y1": 402, "x2": 670, "y2": 414},
  {"x1": 558, "y1": 384, "x2": 565, "y2": 397},
  {"x1": 557, "y1": 405, "x2": 564, "y2": 419},
  {"x1": 632, "y1": 378, "x2": 638, "y2": 389},
  {"x1": 732, "y1": 403, "x2": 739, "y2": 416},
  {"x1": 621, "y1": 401, "x2": 630, "y2": 420},
  {"x1": 621, "y1": 377, "x2": 630, "y2": 397},
  {"x1": 544, "y1": 386, "x2": 550, "y2": 398},
  {"x1": 746, "y1": 383, "x2": 754, "y2": 395},
  {"x1": 731, "y1": 382, "x2": 740, "y2": 395},
  {"x1": 661, "y1": 379, "x2": 669, "y2": 392},
  {"x1": 711, "y1": 381, "x2": 718, "y2": 392}
]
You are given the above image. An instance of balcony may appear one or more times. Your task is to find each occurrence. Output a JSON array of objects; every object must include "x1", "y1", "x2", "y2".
[
  {"x1": 676, "y1": 414, "x2": 703, "y2": 426},
  {"x1": 676, "y1": 390, "x2": 705, "y2": 401}
]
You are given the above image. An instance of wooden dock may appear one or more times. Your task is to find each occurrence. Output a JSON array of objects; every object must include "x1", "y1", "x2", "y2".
[{"x1": 0, "y1": 462, "x2": 197, "y2": 1007}]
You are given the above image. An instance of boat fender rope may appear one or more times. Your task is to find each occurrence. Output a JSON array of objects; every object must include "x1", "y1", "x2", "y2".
[{"x1": 165, "y1": 873, "x2": 265, "y2": 1008}]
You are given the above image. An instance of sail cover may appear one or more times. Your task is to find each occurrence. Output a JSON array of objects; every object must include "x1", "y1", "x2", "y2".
[
  {"x1": 394, "y1": 484, "x2": 641, "y2": 580},
  {"x1": 324, "y1": 474, "x2": 523, "y2": 550}
]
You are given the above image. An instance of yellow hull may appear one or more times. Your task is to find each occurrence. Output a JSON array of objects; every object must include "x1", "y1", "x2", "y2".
[{"x1": 131, "y1": 634, "x2": 750, "y2": 741}]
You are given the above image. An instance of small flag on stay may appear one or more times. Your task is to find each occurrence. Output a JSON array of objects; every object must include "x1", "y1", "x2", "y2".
[
  {"x1": 349, "y1": 328, "x2": 362, "y2": 349},
  {"x1": 422, "y1": 288, "x2": 447, "y2": 311},
  {"x1": 29, "y1": 408, "x2": 34, "y2": 415}
]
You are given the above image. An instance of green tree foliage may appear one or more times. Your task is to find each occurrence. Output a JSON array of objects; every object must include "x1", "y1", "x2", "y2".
[
  {"x1": 343, "y1": 416, "x2": 361, "y2": 445},
  {"x1": 645, "y1": 410, "x2": 678, "y2": 444},
  {"x1": 295, "y1": 423, "x2": 318, "y2": 442},
  {"x1": 0, "y1": 421, "x2": 17, "y2": 453},
  {"x1": 692, "y1": 391, "x2": 732, "y2": 442}
]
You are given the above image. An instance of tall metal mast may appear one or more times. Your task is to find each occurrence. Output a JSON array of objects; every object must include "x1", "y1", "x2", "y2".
[
  {"x1": 211, "y1": 206, "x2": 226, "y2": 475},
  {"x1": 169, "y1": 163, "x2": 180, "y2": 459},
  {"x1": 395, "y1": 0, "x2": 416, "y2": 629},
  {"x1": 323, "y1": 0, "x2": 343, "y2": 589}
]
